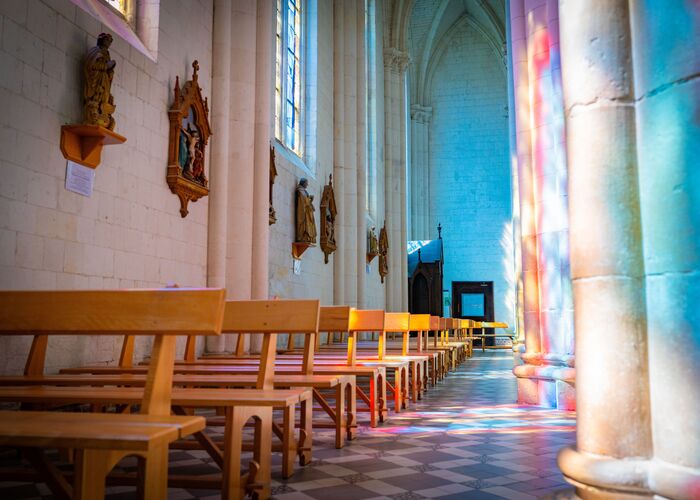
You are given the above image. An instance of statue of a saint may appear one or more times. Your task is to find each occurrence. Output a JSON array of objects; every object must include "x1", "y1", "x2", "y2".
[
  {"x1": 295, "y1": 178, "x2": 317, "y2": 244},
  {"x1": 379, "y1": 225, "x2": 389, "y2": 283},
  {"x1": 368, "y1": 226, "x2": 379, "y2": 256},
  {"x1": 83, "y1": 33, "x2": 116, "y2": 130}
]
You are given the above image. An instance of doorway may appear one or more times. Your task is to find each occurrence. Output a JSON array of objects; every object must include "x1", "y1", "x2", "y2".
[{"x1": 452, "y1": 281, "x2": 495, "y2": 345}]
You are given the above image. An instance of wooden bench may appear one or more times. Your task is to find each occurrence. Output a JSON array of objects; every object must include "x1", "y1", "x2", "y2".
[
  {"x1": 0, "y1": 288, "x2": 226, "y2": 500},
  {"x1": 472, "y1": 321, "x2": 513, "y2": 351},
  {"x1": 0, "y1": 298, "x2": 318, "y2": 499},
  {"x1": 175, "y1": 308, "x2": 358, "y2": 448}
]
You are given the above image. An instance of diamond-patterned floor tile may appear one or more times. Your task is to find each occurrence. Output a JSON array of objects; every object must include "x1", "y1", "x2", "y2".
[{"x1": 0, "y1": 351, "x2": 576, "y2": 499}]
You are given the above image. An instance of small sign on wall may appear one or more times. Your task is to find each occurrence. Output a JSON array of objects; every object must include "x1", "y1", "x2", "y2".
[
  {"x1": 65, "y1": 161, "x2": 95, "y2": 197},
  {"x1": 293, "y1": 259, "x2": 301, "y2": 275}
]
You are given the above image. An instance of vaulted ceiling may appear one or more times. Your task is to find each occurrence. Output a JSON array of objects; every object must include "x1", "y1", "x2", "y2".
[{"x1": 406, "y1": 0, "x2": 507, "y2": 104}]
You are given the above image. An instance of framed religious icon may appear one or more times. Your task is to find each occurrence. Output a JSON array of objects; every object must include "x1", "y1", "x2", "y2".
[{"x1": 166, "y1": 61, "x2": 212, "y2": 217}]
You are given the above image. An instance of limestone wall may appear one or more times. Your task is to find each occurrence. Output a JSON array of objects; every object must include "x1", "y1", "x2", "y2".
[
  {"x1": 0, "y1": 0, "x2": 213, "y2": 373},
  {"x1": 427, "y1": 23, "x2": 513, "y2": 326}
]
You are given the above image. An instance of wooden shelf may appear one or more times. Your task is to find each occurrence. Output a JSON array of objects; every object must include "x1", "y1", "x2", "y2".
[
  {"x1": 292, "y1": 242, "x2": 314, "y2": 260},
  {"x1": 60, "y1": 124, "x2": 127, "y2": 168}
]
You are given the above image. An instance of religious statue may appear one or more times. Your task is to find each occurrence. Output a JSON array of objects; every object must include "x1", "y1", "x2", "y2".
[
  {"x1": 295, "y1": 178, "x2": 317, "y2": 244},
  {"x1": 166, "y1": 60, "x2": 212, "y2": 217},
  {"x1": 320, "y1": 174, "x2": 337, "y2": 263},
  {"x1": 367, "y1": 226, "x2": 379, "y2": 262},
  {"x1": 83, "y1": 33, "x2": 116, "y2": 130},
  {"x1": 379, "y1": 224, "x2": 389, "y2": 283},
  {"x1": 269, "y1": 145, "x2": 277, "y2": 225}
]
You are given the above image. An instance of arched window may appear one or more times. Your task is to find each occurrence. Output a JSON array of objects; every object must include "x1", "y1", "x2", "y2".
[{"x1": 275, "y1": 0, "x2": 303, "y2": 156}]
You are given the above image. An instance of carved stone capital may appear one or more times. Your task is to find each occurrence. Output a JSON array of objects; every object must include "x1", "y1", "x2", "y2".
[
  {"x1": 383, "y1": 47, "x2": 410, "y2": 73},
  {"x1": 410, "y1": 104, "x2": 433, "y2": 124}
]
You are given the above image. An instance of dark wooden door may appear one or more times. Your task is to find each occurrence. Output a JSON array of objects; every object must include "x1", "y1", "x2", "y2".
[{"x1": 452, "y1": 281, "x2": 495, "y2": 345}]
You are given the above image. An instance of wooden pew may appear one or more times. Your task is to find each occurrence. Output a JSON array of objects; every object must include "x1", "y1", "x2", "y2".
[
  {"x1": 0, "y1": 298, "x2": 318, "y2": 499},
  {"x1": 472, "y1": 321, "x2": 513, "y2": 351},
  {"x1": 0, "y1": 288, "x2": 226, "y2": 500}
]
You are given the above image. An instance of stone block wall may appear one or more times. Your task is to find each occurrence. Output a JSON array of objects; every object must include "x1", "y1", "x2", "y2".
[
  {"x1": 427, "y1": 23, "x2": 513, "y2": 326},
  {"x1": 0, "y1": 0, "x2": 213, "y2": 373}
]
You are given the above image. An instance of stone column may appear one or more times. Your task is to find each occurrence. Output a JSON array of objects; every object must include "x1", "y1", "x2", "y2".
[
  {"x1": 223, "y1": 0, "x2": 257, "y2": 353},
  {"x1": 631, "y1": 2, "x2": 700, "y2": 497},
  {"x1": 206, "y1": 0, "x2": 232, "y2": 354},
  {"x1": 342, "y1": 0, "x2": 359, "y2": 307},
  {"x1": 355, "y1": 0, "x2": 366, "y2": 309},
  {"x1": 410, "y1": 104, "x2": 431, "y2": 241},
  {"x1": 333, "y1": 0, "x2": 346, "y2": 306},
  {"x1": 383, "y1": 47, "x2": 409, "y2": 311},
  {"x1": 250, "y1": 0, "x2": 274, "y2": 353},
  {"x1": 509, "y1": 0, "x2": 575, "y2": 410},
  {"x1": 557, "y1": 0, "x2": 653, "y2": 497}
]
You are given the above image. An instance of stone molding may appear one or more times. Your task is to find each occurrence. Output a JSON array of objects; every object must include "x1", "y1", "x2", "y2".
[
  {"x1": 410, "y1": 104, "x2": 432, "y2": 124},
  {"x1": 383, "y1": 47, "x2": 410, "y2": 73}
]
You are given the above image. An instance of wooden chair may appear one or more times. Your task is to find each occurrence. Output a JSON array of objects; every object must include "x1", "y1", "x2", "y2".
[{"x1": 0, "y1": 288, "x2": 225, "y2": 500}]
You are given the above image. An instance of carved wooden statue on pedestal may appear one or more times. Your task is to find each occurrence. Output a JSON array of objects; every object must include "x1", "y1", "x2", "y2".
[
  {"x1": 379, "y1": 223, "x2": 389, "y2": 283},
  {"x1": 293, "y1": 178, "x2": 317, "y2": 259},
  {"x1": 59, "y1": 32, "x2": 126, "y2": 169},
  {"x1": 320, "y1": 174, "x2": 337, "y2": 264},
  {"x1": 166, "y1": 61, "x2": 212, "y2": 217},
  {"x1": 84, "y1": 33, "x2": 116, "y2": 130},
  {"x1": 269, "y1": 145, "x2": 277, "y2": 225}
]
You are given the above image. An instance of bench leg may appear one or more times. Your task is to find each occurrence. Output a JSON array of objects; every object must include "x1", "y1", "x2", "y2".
[
  {"x1": 393, "y1": 367, "x2": 402, "y2": 413},
  {"x1": 299, "y1": 394, "x2": 313, "y2": 465},
  {"x1": 402, "y1": 366, "x2": 409, "y2": 409},
  {"x1": 140, "y1": 446, "x2": 170, "y2": 500},
  {"x1": 346, "y1": 381, "x2": 357, "y2": 441},
  {"x1": 334, "y1": 382, "x2": 346, "y2": 449},
  {"x1": 378, "y1": 373, "x2": 387, "y2": 423},
  {"x1": 223, "y1": 406, "x2": 272, "y2": 500},
  {"x1": 74, "y1": 449, "x2": 131, "y2": 500},
  {"x1": 411, "y1": 364, "x2": 419, "y2": 403},
  {"x1": 282, "y1": 404, "x2": 296, "y2": 478},
  {"x1": 369, "y1": 375, "x2": 377, "y2": 427}
]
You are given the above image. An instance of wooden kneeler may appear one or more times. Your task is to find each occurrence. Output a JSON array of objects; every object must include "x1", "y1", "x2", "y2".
[{"x1": 0, "y1": 289, "x2": 226, "y2": 500}]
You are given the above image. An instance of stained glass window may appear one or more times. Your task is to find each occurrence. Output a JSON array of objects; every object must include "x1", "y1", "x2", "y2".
[{"x1": 275, "y1": 0, "x2": 303, "y2": 155}]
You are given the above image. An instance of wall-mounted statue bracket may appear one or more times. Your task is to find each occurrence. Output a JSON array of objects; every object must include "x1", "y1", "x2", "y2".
[
  {"x1": 379, "y1": 223, "x2": 389, "y2": 283},
  {"x1": 319, "y1": 174, "x2": 337, "y2": 264},
  {"x1": 60, "y1": 33, "x2": 126, "y2": 168},
  {"x1": 166, "y1": 61, "x2": 212, "y2": 217},
  {"x1": 293, "y1": 177, "x2": 317, "y2": 259}
]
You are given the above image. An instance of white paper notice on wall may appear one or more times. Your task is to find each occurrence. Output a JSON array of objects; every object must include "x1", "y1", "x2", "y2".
[
  {"x1": 293, "y1": 259, "x2": 301, "y2": 275},
  {"x1": 65, "y1": 161, "x2": 95, "y2": 197}
]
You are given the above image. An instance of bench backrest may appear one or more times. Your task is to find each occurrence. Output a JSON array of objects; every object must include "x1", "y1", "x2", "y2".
[
  {"x1": 346, "y1": 310, "x2": 384, "y2": 364},
  {"x1": 224, "y1": 300, "x2": 320, "y2": 387},
  {"x1": 0, "y1": 289, "x2": 226, "y2": 416},
  {"x1": 408, "y1": 314, "x2": 430, "y2": 353},
  {"x1": 385, "y1": 312, "x2": 409, "y2": 356}
]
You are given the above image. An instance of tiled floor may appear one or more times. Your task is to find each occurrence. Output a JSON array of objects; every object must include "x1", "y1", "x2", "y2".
[{"x1": 0, "y1": 350, "x2": 577, "y2": 499}]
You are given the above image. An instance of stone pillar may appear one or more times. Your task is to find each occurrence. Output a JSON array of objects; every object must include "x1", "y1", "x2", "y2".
[
  {"x1": 355, "y1": 0, "x2": 366, "y2": 309},
  {"x1": 509, "y1": 0, "x2": 575, "y2": 409},
  {"x1": 250, "y1": 0, "x2": 274, "y2": 353},
  {"x1": 410, "y1": 104, "x2": 431, "y2": 241},
  {"x1": 631, "y1": 2, "x2": 699, "y2": 497},
  {"x1": 332, "y1": 0, "x2": 346, "y2": 306},
  {"x1": 206, "y1": 0, "x2": 232, "y2": 354},
  {"x1": 383, "y1": 47, "x2": 409, "y2": 312},
  {"x1": 223, "y1": 0, "x2": 257, "y2": 353},
  {"x1": 557, "y1": 0, "x2": 653, "y2": 497},
  {"x1": 342, "y1": 0, "x2": 358, "y2": 307}
]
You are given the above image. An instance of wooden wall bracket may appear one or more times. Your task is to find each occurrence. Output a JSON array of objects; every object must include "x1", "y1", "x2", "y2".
[
  {"x1": 60, "y1": 124, "x2": 126, "y2": 168},
  {"x1": 292, "y1": 242, "x2": 314, "y2": 260}
]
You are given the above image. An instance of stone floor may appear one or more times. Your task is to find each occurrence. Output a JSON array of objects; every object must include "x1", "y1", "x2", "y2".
[{"x1": 0, "y1": 350, "x2": 577, "y2": 499}]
